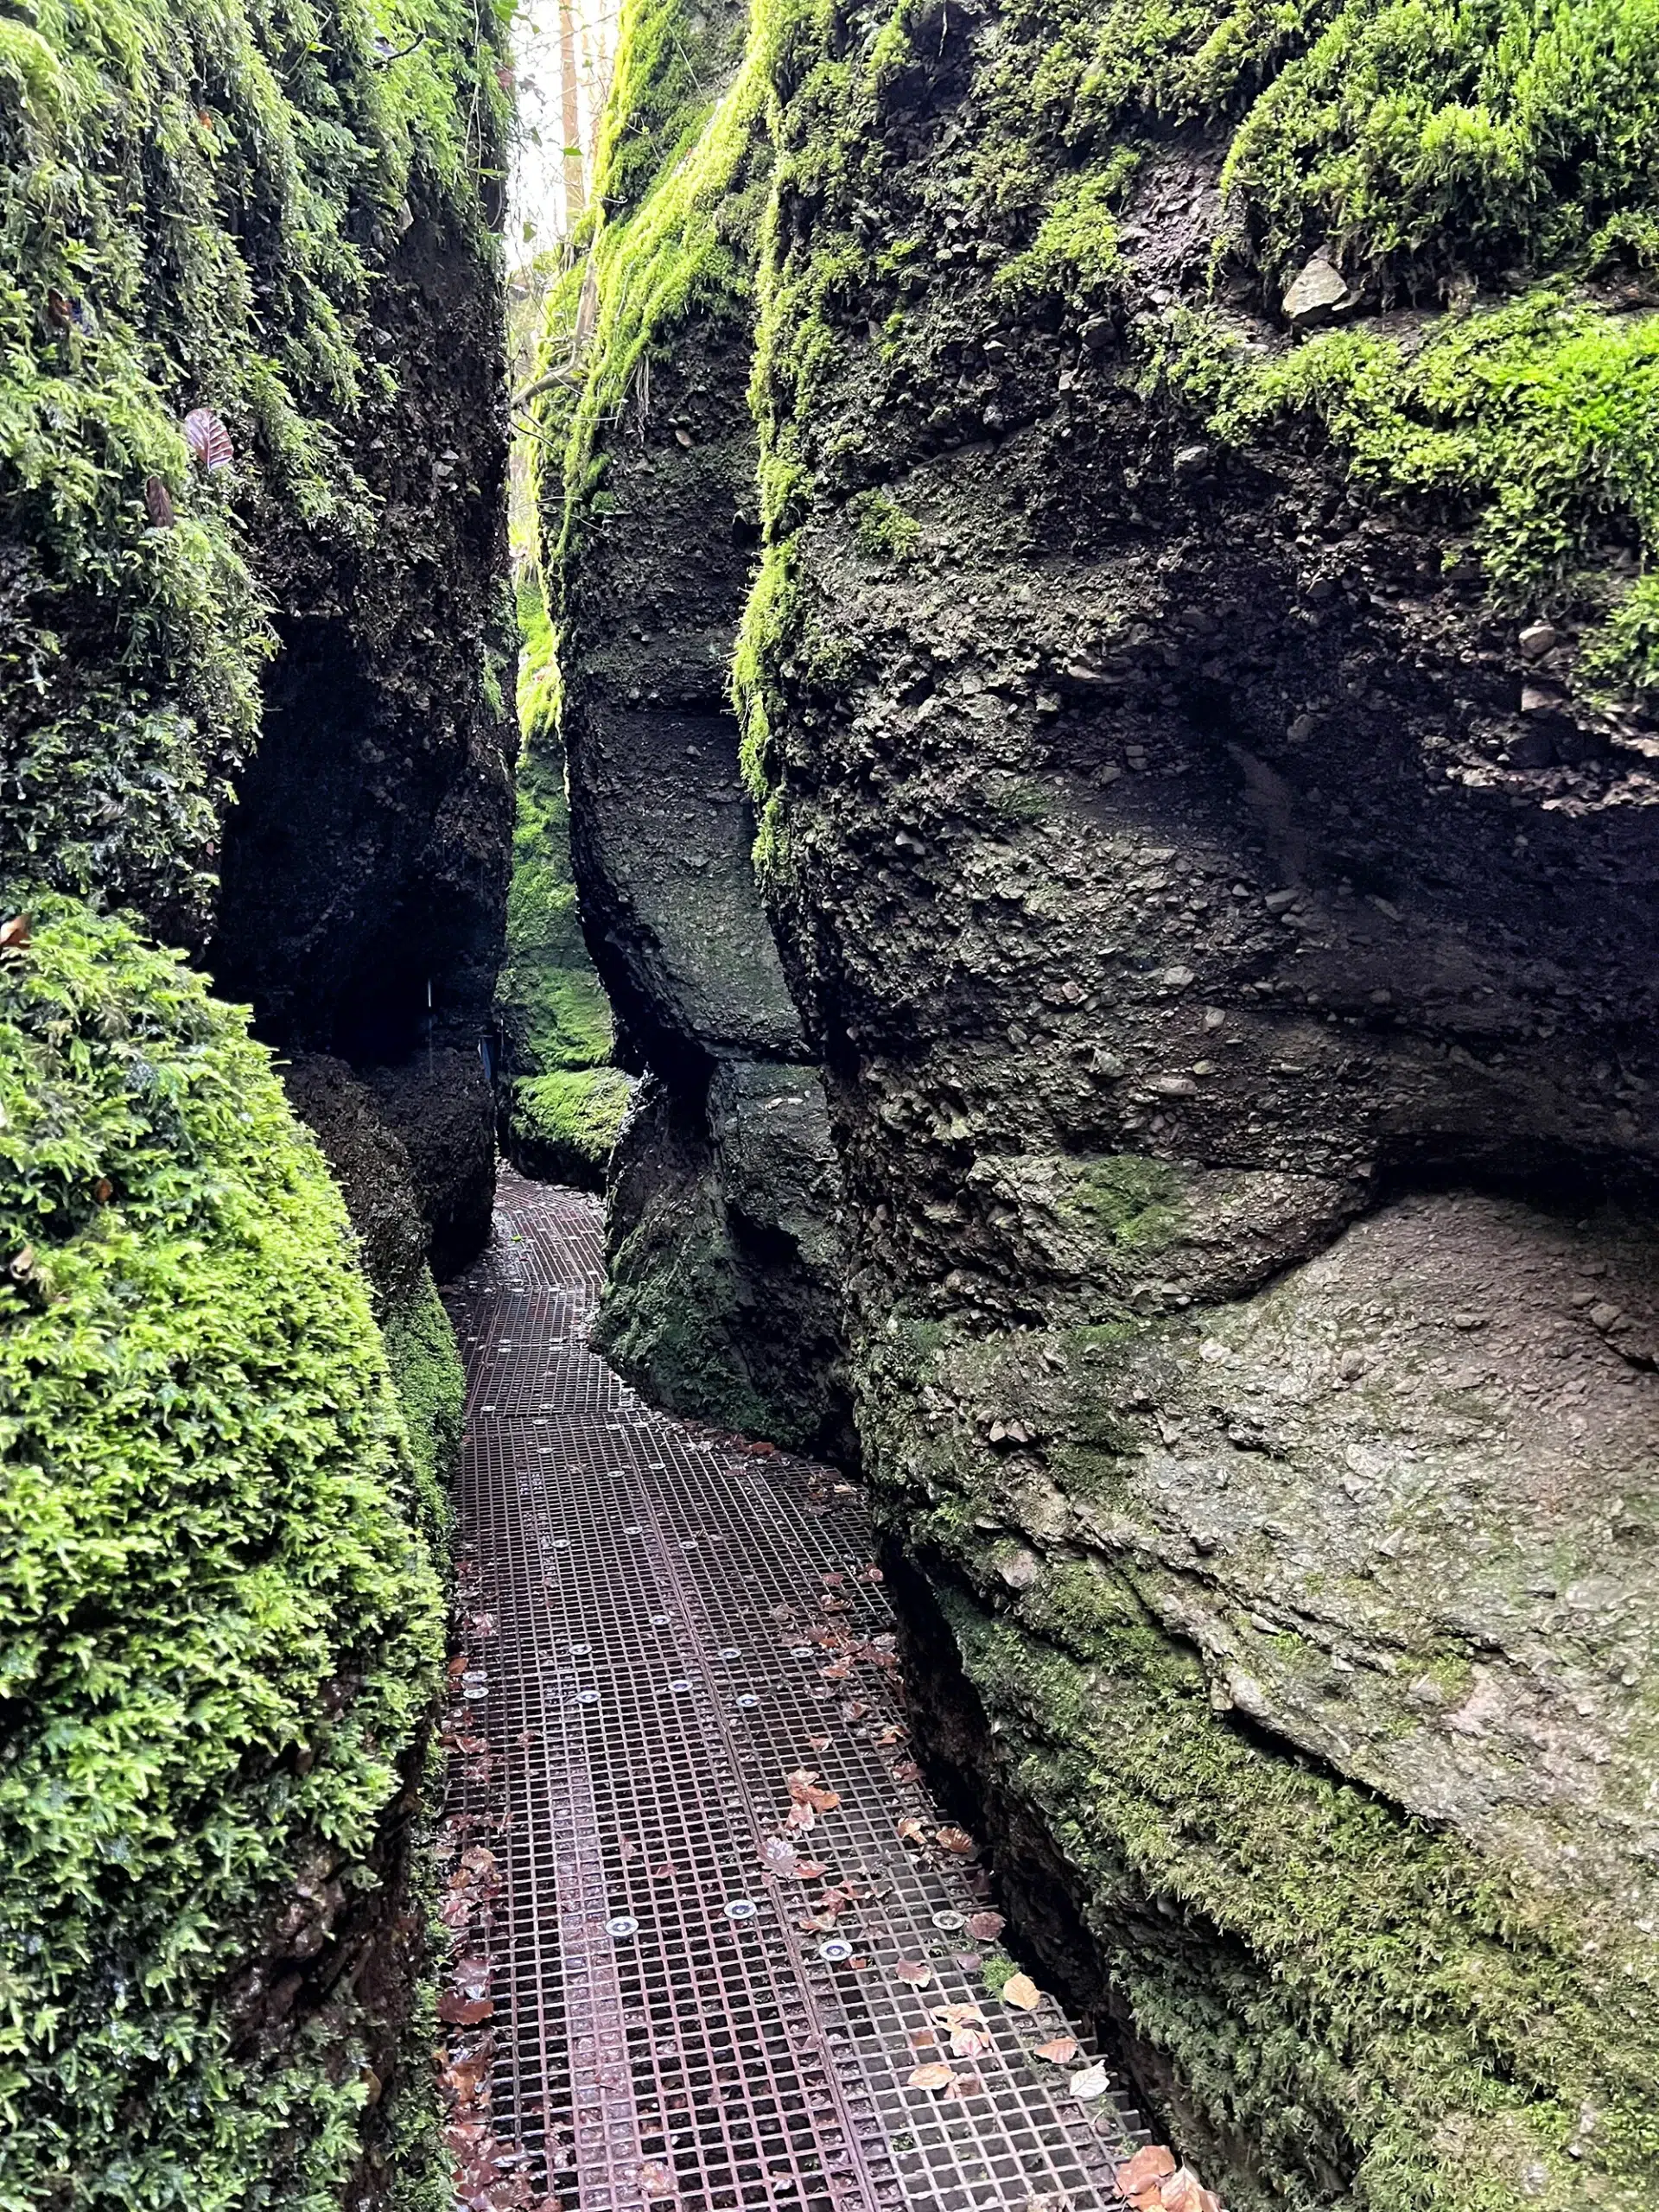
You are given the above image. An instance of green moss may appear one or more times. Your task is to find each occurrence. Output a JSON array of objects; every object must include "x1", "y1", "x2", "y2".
[
  {"x1": 970, "y1": 0, "x2": 1659, "y2": 691},
  {"x1": 494, "y1": 618, "x2": 627, "y2": 1189},
  {"x1": 937, "y1": 1564, "x2": 1659, "y2": 2211},
  {"x1": 509, "y1": 1066, "x2": 634, "y2": 1180},
  {"x1": 0, "y1": 896, "x2": 445, "y2": 2205},
  {"x1": 382, "y1": 1268, "x2": 466, "y2": 1542},
  {"x1": 0, "y1": 0, "x2": 507, "y2": 934},
  {"x1": 1070, "y1": 1154, "x2": 1187, "y2": 1254},
  {"x1": 979, "y1": 1948, "x2": 1020, "y2": 1997},
  {"x1": 849, "y1": 486, "x2": 920, "y2": 562}
]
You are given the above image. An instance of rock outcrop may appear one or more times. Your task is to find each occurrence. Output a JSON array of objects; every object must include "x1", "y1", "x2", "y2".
[
  {"x1": 531, "y1": 38, "x2": 852, "y2": 1454},
  {"x1": 543, "y1": 0, "x2": 1659, "y2": 2202},
  {"x1": 0, "y1": 0, "x2": 506, "y2": 2196}
]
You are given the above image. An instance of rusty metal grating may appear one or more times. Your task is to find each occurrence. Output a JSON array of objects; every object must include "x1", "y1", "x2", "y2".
[{"x1": 442, "y1": 1167, "x2": 1147, "y2": 2211}]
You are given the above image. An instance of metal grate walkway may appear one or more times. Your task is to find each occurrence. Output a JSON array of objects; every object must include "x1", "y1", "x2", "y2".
[{"x1": 435, "y1": 1167, "x2": 1153, "y2": 2212}]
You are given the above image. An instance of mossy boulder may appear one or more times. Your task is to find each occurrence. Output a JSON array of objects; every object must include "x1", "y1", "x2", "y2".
[
  {"x1": 0, "y1": 899, "x2": 445, "y2": 2204},
  {"x1": 548, "y1": 0, "x2": 1659, "y2": 2199}
]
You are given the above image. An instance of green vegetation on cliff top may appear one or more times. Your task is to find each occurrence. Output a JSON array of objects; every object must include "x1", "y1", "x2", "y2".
[
  {"x1": 729, "y1": 0, "x2": 1659, "y2": 713},
  {"x1": 0, "y1": 899, "x2": 446, "y2": 2206}
]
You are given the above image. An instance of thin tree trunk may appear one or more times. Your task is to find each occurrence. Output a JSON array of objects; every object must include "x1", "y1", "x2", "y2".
[{"x1": 559, "y1": 0, "x2": 586, "y2": 226}]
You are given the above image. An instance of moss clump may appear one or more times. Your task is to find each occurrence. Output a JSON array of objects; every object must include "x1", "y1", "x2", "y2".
[
  {"x1": 0, "y1": 897, "x2": 445, "y2": 2205},
  {"x1": 495, "y1": 587, "x2": 629, "y2": 1188},
  {"x1": 0, "y1": 0, "x2": 508, "y2": 938},
  {"x1": 512, "y1": 1065, "x2": 635, "y2": 1182},
  {"x1": 849, "y1": 486, "x2": 921, "y2": 562},
  {"x1": 382, "y1": 1267, "x2": 466, "y2": 1536}
]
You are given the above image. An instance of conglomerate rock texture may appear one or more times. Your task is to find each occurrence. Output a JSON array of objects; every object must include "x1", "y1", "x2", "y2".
[{"x1": 543, "y1": 0, "x2": 1659, "y2": 2204}]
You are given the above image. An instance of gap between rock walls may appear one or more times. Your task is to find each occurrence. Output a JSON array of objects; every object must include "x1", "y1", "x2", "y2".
[{"x1": 3, "y1": 0, "x2": 1658, "y2": 2209}]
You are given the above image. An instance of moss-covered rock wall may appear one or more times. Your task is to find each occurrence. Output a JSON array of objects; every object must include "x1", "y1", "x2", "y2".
[
  {"x1": 2, "y1": 0, "x2": 505, "y2": 2195},
  {"x1": 546, "y1": 0, "x2": 1659, "y2": 2202},
  {"x1": 494, "y1": 581, "x2": 632, "y2": 1188},
  {"x1": 524, "y1": 0, "x2": 852, "y2": 1454},
  {"x1": 0, "y1": 903, "x2": 450, "y2": 2206}
]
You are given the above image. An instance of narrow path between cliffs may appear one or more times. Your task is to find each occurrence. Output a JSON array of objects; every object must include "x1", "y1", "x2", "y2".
[{"x1": 431, "y1": 1166, "x2": 1163, "y2": 2212}]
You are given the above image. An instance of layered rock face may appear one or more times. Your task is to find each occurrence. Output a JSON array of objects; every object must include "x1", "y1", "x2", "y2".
[
  {"x1": 540, "y1": 99, "x2": 852, "y2": 1454},
  {"x1": 549, "y1": 0, "x2": 1659, "y2": 2202},
  {"x1": 207, "y1": 191, "x2": 514, "y2": 1280}
]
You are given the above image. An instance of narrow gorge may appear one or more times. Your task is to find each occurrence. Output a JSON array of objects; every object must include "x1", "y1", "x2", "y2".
[{"x1": 3, "y1": 0, "x2": 1656, "y2": 2209}]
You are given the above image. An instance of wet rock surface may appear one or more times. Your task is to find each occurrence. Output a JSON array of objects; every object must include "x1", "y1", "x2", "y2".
[
  {"x1": 538, "y1": 0, "x2": 1659, "y2": 2196},
  {"x1": 213, "y1": 207, "x2": 513, "y2": 1282},
  {"x1": 557, "y1": 314, "x2": 849, "y2": 1441}
]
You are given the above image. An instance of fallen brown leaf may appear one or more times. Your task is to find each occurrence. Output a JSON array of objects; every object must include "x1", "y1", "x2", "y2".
[
  {"x1": 1001, "y1": 1972, "x2": 1041, "y2": 2012},
  {"x1": 1034, "y1": 2037, "x2": 1079, "y2": 2064},
  {"x1": 966, "y1": 1910, "x2": 1005, "y2": 1942},
  {"x1": 893, "y1": 1959, "x2": 931, "y2": 1986},
  {"x1": 934, "y1": 1826, "x2": 976, "y2": 1856},
  {"x1": 906, "y1": 2062, "x2": 956, "y2": 2092},
  {"x1": 1116, "y1": 2147, "x2": 1176, "y2": 2195},
  {"x1": 896, "y1": 1817, "x2": 927, "y2": 1845},
  {"x1": 950, "y1": 2025, "x2": 993, "y2": 2058},
  {"x1": 438, "y1": 1993, "x2": 494, "y2": 2026}
]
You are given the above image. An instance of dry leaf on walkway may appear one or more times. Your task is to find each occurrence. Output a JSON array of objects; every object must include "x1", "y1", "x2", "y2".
[
  {"x1": 906, "y1": 2062, "x2": 957, "y2": 2092},
  {"x1": 950, "y1": 2025, "x2": 993, "y2": 2057},
  {"x1": 438, "y1": 1993, "x2": 494, "y2": 2026},
  {"x1": 787, "y1": 1769, "x2": 842, "y2": 1814},
  {"x1": 966, "y1": 1910, "x2": 1005, "y2": 1942},
  {"x1": 931, "y1": 2003, "x2": 986, "y2": 2031},
  {"x1": 798, "y1": 1913, "x2": 839, "y2": 1934},
  {"x1": 1068, "y1": 2062, "x2": 1111, "y2": 2101},
  {"x1": 821, "y1": 1661, "x2": 851, "y2": 1681},
  {"x1": 760, "y1": 1836, "x2": 798, "y2": 1873},
  {"x1": 934, "y1": 1826, "x2": 976, "y2": 1855},
  {"x1": 792, "y1": 1859, "x2": 828, "y2": 1879},
  {"x1": 1001, "y1": 1973, "x2": 1041, "y2": 2011},
  {"x1": 808, "y1": 1735, "x2": 831, "y2": 1751},
  {"x1": 897, "y1": 1816, "x2": 928, "y2": 1844},
  {"x1": 892, "y1": 1759, "x2": 921, "y2": 1783},
  {"x1": 1152, "y1": 2171, "x2": 1220, "y2": 2212},
  {"x1": 785, "y1": 1802, "x2": 816, "y2": 1832},
  {"x1": 1033, "y1": 2037, "x2": 1078, "y2": 2064},
  {"x1": 875, "y1": 1725, "x2": 904, "y2": 1746},
  {"x1": 1115, "y1": 2147, "x2": 1176, "y2": 2194},
  {"x1": 894, "y1": 1959, "x2": 931, "y2": 1986},
  {"x1": 942, "y1": 2069, "x2": 983, "y2": 2100}
]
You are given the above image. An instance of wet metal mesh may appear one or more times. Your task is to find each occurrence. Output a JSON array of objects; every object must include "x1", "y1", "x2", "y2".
[{"x1": 444, "y1": 1169, "x2": 1147, "y2": 2212}]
